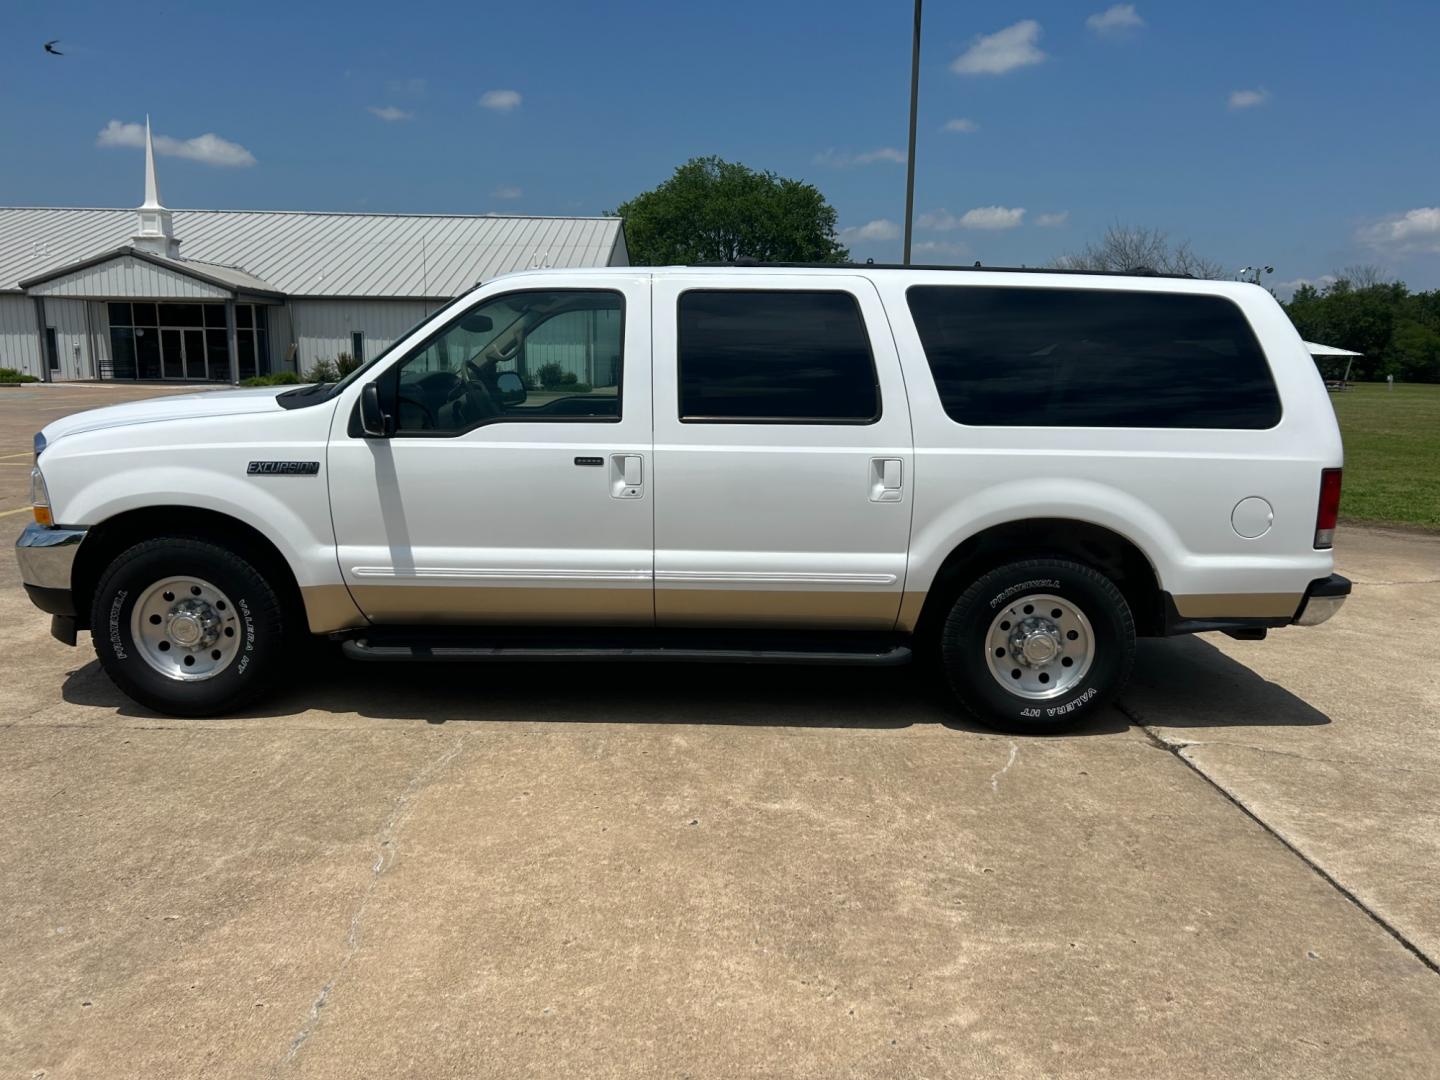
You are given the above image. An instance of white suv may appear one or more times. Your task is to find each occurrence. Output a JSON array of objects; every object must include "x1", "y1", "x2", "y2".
[{"x1": 17, "y1": 265, "x2": 1349, "y2": 731}]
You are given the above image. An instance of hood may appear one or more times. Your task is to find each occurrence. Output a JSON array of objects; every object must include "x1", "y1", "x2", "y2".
[{"x1": 41, "y1": 386, "x2": 298, "y2": 444}]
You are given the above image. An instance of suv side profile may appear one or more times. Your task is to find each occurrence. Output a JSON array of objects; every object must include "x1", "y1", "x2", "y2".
[{"x1": 17, "y1": 265, "x2": 1349, "y2": 732}]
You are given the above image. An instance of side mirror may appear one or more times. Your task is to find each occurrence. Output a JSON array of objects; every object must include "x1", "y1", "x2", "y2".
[
  {"x1": 495, "y1": 370, "x2": 527, "y2": 405},
  {"x1": 460, "y1": 313, "x2": 494, "y2": 334},
  {"x1": 359, "y1": 382, "x2": 392, "y2": 437}
]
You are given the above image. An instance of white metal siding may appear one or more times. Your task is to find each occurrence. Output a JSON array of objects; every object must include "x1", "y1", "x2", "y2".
[
  {"x1": 287, "y1": 299, "x2": 434, "y2": 370},
  {"x1": 39, "y1": 298, "x2": 96, "y2": 380},
  {"x1": 27, "y1": 253, "x2": 231, "y2": 301},
  {"x1": 0, "y1": 294, "x2": 41, "y2": 376}
]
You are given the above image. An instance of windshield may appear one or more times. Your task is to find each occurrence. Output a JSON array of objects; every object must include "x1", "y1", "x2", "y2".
[{"x1": 324, "y1": 286, "x2": 484, "y2": 397}]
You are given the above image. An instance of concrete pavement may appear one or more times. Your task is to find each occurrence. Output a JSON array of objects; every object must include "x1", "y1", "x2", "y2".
[{"x1": 1, "y1": 383, "x2": 1437, "y2": 1079}]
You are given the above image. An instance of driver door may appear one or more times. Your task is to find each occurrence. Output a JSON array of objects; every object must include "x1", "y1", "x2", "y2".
[{"x1": 326, "y1": 274, "x2": 654, "y2": 625}]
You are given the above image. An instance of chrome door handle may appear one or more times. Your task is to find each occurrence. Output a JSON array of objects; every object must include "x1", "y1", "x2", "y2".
[
  {"x1": 870, "y1": 458, "x2": 903, "y2": 503},
  {"x1": 611, "y1": 454, "x2": 644, "y2": 499}
]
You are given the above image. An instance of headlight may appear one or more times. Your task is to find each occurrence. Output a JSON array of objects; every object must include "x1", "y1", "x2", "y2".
[{"x1": 30, "y1": 466, "x2": 52, "y2": 527}]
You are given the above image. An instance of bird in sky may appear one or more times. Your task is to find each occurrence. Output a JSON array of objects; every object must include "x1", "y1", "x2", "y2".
[{"x1": 43, "y1": 40, "x2": 63, "y2": 55}]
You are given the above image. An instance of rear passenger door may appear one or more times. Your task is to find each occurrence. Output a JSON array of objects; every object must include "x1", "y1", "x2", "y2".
[{"x1": 651, "y1": 274, "x2": 914, "y2": 629}]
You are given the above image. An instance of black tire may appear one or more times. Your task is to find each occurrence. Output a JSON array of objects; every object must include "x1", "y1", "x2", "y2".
[
  {"x1": 90, "y1": 537, "x2": 291, "y2": 717},
  {"x1": 940, "y1": 558, "x2": 1135, "y2": 734}
]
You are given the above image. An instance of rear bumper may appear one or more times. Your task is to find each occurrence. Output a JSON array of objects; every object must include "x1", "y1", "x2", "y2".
[
  {"x1": 1161, "y1": 574, "x2": 1351, "y2": 637},
  {"x1": 1293, "y1": 573, "x2": 1351, "y2": 627}
]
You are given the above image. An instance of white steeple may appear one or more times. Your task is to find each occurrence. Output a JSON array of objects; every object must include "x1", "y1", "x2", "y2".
[{"x1": 132, "y1": 116, "x2": 180, "y2": 258}]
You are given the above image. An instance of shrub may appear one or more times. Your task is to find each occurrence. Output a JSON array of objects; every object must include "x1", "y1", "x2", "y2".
[
  {"x1": 304, "y1": 358, "x2": 340, "y2": 383},
  {"x1": 535, "y1": 362, "x2": 565, "y2": 389},
  {"x1": 0, "y1": 367, "x2": 39, "y2": 384},
  {"x1": 336, "y1": 352, "x2": 361, "y2": 377},
  {"x1": 240, "y1": 371, "x2": 303, "y2": 387}
]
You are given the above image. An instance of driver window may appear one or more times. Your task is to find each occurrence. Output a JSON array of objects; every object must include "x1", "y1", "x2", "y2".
[{"x1": 392, "y1": 289, "x2": 624, "y2": 433}]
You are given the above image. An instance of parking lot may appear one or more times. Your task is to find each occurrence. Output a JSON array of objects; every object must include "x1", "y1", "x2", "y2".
[{"x1": 2, "y1": 383, "x2": 1437, "y2": 1078}]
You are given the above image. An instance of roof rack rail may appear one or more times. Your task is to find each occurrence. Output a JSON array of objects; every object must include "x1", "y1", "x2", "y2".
[{"x1": 693, "y1": 258, "x2": 1194, "y2": 280}]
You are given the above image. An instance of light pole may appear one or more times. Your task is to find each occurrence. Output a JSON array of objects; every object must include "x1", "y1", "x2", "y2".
[
  {"x1": 1239, "y1": 265, "x2": 1274, "y2": 285},
  {"x1": 902, "y1": 0, "x2": 922, "y2": 266}
]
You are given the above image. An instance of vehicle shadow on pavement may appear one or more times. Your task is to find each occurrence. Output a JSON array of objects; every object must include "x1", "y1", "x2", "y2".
[
  {"x1": 56, "y1": 633, "x2": 1323, "y2": 735},
  {"x1": 60, "y1": 653, "x2": 1046, "y2": 733},
  {"x1": 1122, "y1": 635, "x2": 1331, "y2": 729}
]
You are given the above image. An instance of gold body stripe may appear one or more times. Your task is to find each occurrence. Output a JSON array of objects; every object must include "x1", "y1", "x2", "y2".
[
  {"x1": 1172, "y1": 593, "x2": 1301, "y2": 619},
  {"x1": 655, "y1": 589, "x2": 900, "y2": 629}
]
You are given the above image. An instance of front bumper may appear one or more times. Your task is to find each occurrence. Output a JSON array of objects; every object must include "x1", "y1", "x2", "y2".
[{"x1": 16, "y1": 522, "x2": 86, "y2": 643}]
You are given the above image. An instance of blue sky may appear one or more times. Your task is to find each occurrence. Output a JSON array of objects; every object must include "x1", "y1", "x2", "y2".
[{"x1": 3, "y1": 0, "x2": 1439, "y2": 293}]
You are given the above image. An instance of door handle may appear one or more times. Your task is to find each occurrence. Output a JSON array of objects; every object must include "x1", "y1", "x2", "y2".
[
  {"x1": 611, "y1": 454, "x2": 644, "y2": 499},
  {"x1": 870, "y1": 458, "x2": 903, "y2": 503}
]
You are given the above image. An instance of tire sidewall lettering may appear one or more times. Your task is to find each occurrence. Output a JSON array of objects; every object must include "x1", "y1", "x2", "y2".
[
  {"x1": 989, "y1": 578, "x2": 1061, "y2": 610},
  {"x1": 107, "y1": 589, "x2": 129, "y2": 660}
]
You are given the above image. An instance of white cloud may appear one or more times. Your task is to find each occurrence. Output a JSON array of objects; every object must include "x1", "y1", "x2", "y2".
[
  {"x1": 478, "y1": 89, "x2": 522, "y2": 111},
  {"x1": 96, "y1": 120, "x2": 256, "y2": 167},
  {"x1": 1086, "y1": 4, "x2": 1144, "y2": 34},
  {"x1": 959, "y1": 206, "x2": 1026, "y2": 229},
  {"x1": 841, "y1": 219, "x2": 901, "y2": 242},
  {"x1": 1228, "y1": 88, "x2": 1270, "y2": 109},
  {"x1": 368, "y1": 105, "x2": 413, "y2": 122},
  {"x1": 951, "y1": 20, "x2": 1046, "y2": 76},
  {"x1": 920, "y1": 206, "x2": 1026, "y2": 231},
  {"x1": 814, "y1": 147, "x2": 906, "y2": 167},
  {"x1": 1274, "y1": 274, "x2": 1337, "y2": 297},
  {"x1": 1035, "y1": 211, "x2": 1070, "y2": 227},
  {"x1": 491, "y1": 185, "x2": 523, "y2": 200},
  {"x1": 942, "y1": 117, "x2": 979, "y2": 134},
  {"x1": 1357, "y1": 207, "x2": 1440, "y2": 254},
  {"x1": 913, "y1": 239, "x2": 972, "y2": 260}
]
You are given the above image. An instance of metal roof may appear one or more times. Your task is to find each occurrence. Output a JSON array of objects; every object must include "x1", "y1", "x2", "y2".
[
  {"x1": 0, "y1": 208, "x2": 626, "y2": 298},
  {"x1": 1304, "y1": 340, "x2": 1364, "y2": 357}
]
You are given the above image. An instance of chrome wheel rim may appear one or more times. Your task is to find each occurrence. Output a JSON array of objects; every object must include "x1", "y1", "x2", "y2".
[
  {"x1": 131, "y1": 576, "x2": 241, "y2": 682},
  {"x1": 984, "y1": 593, "x2": 1094, "y2": 700}
]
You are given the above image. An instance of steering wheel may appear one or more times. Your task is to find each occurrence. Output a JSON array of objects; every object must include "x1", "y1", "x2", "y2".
[{"x1": 455, "y1": 357, "x2": 502, "y2": 423}]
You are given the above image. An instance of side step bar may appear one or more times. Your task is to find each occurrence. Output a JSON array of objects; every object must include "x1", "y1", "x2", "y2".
[{"x1": 341, "y1": 632, "x2": 912, "y2": 667}]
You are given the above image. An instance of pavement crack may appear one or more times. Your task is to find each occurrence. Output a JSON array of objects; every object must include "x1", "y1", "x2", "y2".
[
  {"x1": 272, "y1": 732, "x2": 471, "y2": 1076},
  {"x1": 1158, "y1": 738, "x2": 1423, "y2": 775},
  {"x1": 990, "y1": 741, "x2": 1019, "y2": 793},
  {"x1": 1346, "y1": 578, "x2": 1440, "y2": 586},
  {"x1": 1116, "y1": 700, "x2": 1440, "y2": 978}
]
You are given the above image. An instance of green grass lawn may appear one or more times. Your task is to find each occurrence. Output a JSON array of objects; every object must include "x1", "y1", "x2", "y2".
[{"x1": 1328, "y1": 383, "x2": 1440, "y2": 529}]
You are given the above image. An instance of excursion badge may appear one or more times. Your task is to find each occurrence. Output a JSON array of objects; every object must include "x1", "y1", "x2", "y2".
[{"x1": 247, "y1": 461, "x2": 320, "y2": 476}]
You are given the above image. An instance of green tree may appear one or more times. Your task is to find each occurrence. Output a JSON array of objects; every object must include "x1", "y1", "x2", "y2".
[
  {"x1": 1283, "y1": 272, "x2": 1440, "y2": 383},
  {"x1": 609, "y1": 157, "x2": 849, "y2": 265}
]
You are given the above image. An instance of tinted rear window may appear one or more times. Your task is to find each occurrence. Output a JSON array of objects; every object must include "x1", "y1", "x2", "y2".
[
  {"x1": 906, "y1": 286, "x2": 1281, "y2": 429},
  {"x1": 678, "y1": 290, "x2": 879, "y2": 423}
]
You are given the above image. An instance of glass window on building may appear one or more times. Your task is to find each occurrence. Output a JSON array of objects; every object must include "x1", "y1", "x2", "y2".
[{"x1": 106, "y1": 301, "x2": 270, "y2": 382}]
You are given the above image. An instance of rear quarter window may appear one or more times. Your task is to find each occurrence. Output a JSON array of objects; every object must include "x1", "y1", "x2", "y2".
[{"x1": 905, "y1": 285, "x2": 1282, "y2": 429}]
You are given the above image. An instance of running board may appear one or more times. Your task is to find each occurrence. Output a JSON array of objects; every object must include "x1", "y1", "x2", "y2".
[{"x1": 341, "y1": 629, "x2": 912, "y2": 666}]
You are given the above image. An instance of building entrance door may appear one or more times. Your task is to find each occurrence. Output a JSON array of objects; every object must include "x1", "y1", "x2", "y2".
[
  {"x1": 182, "y1": 329, "x2": 206, "y2": 380},
  {"x1": 161, "y1": 329, "x2": 184, "y2": 379}
]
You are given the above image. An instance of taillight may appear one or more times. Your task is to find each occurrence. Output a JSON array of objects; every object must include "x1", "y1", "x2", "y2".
[{"x1": 1315, "y1": 468, "x2": 1342, "y2": 549}]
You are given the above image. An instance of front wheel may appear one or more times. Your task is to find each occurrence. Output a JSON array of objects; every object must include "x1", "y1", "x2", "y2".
[
  {"x1": 940, "y1": 559, "x2": 1135, "y2": 734},
  {"x1": 90, "y1": 537, "x2": 292, "y2": 717}
]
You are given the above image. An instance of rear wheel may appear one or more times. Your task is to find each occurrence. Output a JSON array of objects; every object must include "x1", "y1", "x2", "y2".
[
  {"x1": 90, "y1": 537, "x2": 291, "y2": 716},
  {"x1": 940, "y1": 558, "x2": 1135, "y2": 734}
]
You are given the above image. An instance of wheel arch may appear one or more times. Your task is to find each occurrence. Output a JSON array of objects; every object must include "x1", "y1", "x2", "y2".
[
  {"x1": 909, "y1": 517, "x2": 1165, "y2": 645},
  {"x1": 72, "y1": 506, "x2": 307, "y2": 633}
]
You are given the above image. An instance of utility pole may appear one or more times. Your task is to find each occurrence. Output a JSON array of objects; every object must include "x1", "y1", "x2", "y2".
[
  {"x1": 1239, "y1": 265, "x2": 1274, "y2": 285},
  {"x1": 902, "y1": 0, "x2": 922, "y2": 266}
]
